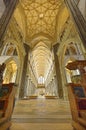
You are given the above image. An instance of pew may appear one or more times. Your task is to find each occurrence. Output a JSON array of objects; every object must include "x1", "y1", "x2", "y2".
[
  {"x1": 67, "y1": 83, "x2": 86, "y2": 130},
  {"x1": 0, "y1": 83, "x2": 16, "y2": 130}
]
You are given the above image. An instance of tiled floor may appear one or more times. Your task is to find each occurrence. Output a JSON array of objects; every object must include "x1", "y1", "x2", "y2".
[{"x1": 11, "y1": 98, "x2": 73, "y2": 130}]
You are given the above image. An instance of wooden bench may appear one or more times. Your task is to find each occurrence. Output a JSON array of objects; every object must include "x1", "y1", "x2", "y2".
[
  {"x1": 0, "y1": 83, "x2": 16, "y2": 130},
  {"x1": 67, "y1": 83, "x2": 86, "y2": 130}
]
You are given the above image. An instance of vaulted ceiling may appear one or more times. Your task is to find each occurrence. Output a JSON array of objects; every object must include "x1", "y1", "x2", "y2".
[
  {"x1": 13, "y1": 0, "x2": 69, "y2": 81},
  {"x1": 20, "y1": 0, "x2": 63, "y2": 40},
  {"x1": 31, "y1": 41, "x2": 53, "y2": 79}
]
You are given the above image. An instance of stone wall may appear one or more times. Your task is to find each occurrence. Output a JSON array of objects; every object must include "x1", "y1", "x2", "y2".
[{"x1": 78, "y1": 0, "x2": 86, "y2": 20}]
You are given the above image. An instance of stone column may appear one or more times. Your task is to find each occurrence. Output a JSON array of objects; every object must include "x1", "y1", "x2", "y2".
[
  {"x1": 19, "y1": 44, "x2": 30, "y2": 98},
  {"x1": 0, "y1": 0, "x2": 18, "y2": 47},
  {"x1": 65, "y1": 0, "x2": 86, "y2": 48},
  {"x1": 24, "y1": 75, "x2": 29, "y2": 97},
  {"x1": 28, "y1": 79, "x2": 31, "y2": 96},
  {"x1": 53, "y1": 44, "x2": 63, "y2": 98},
  {"x1": 54, "y1": 76, "x2": 58, "y2": 96}
]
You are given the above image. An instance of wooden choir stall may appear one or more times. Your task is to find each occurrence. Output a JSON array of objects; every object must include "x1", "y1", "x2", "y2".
[
  {"x1": 0, "y1": 63, "x2": 16, "y2": 130},
  {"x1": 66, "y1": 60, "x2": 86, "y2": 130}
]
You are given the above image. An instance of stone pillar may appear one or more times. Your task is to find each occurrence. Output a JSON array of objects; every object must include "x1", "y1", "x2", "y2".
[
  {"x1": 28, "y1": 79, "x2": 31, "y2": 96},
  {"x1": 65, "y1": 0, "x2": 86, "y2": 48},
  {"x1": 53, "y1": 76, "x2": 58, "y2": 96},
  {"x1": 0, "y1": 0, "x2": 18, "y2": 47},
  {"x1": 53, "y1": 44, "x2": 63, "y2": 98},
  {"x1": 19, "y1": 44, "x2": 30, "y2": 98},
  {"x1": 24, "y1": 75, "x2": 29, "y2": 97}
]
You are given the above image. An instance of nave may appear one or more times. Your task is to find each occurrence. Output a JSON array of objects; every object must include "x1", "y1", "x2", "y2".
[
  {"x1": 0, "y1": 0, "x2": 86, "y2": 130},
  {"x1": 11, "y1": 98, "x2": 73, "y2": 130}
]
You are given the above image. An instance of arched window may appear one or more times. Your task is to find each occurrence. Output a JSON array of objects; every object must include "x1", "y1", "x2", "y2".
[{"x1": 38, "y1": 76, "x2": 45, "y2": 84}]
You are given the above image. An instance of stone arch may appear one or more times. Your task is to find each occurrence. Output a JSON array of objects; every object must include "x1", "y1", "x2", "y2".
[
  {"x1": 1, "y1": 38, "x2": 26, "y2": 98},
  {"x1": 3, "y1": 58, "x2": 18, "y2": 84},
  {"x1": 3, "y1": 38, "x2": 25, "y2": 58},
  {"x1": 57, "y1": 38, "x2": 84, "y2": 100}
]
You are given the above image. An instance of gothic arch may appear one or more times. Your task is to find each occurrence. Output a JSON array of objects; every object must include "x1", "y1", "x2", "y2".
[
  {"x1": 1, "y1": 38, "x2": 26, "y2": 98},
  {"x1": 3, "y1": 38, "x2": 25, "y2": 57},
  {"x1": 57, "y1": 38, "x2": 84, "y2": 99},
  {"x1": 3, "y1": 58, "x2": 18, "y2": 84}
]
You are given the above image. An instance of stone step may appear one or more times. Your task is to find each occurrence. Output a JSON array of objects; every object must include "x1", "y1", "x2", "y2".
[
  {"x1": 10, "y1": 123, "x2": 73, "y2": 130},
  {"x1": 12, "y1": 99, "x2": 72, "y2": 123},
  {"x1": 12, "y1": 114, "x2": 72, "y2": 118},
  {"x1": 12, "y1": 113, "x2": 72, "y2": 123},
  {"x1": 12, "y1": 117, "x2": 72, "y2": 123}
]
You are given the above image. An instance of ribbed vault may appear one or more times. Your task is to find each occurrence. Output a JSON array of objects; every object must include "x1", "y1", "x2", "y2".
[
  {"x1": 13, "y1": 0, "x2": 69, "y2": 83},
  {"x1": 20, "y1": 0, "x2": 64, "y2": 40},
  {"x1": 31, "y1": 41, "x2": 53, "y2": 81}
]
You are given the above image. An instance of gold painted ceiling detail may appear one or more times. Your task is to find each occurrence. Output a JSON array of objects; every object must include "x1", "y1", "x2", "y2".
[{"x1": 20, "y1": 0, "x2": 63, "y2": 39}]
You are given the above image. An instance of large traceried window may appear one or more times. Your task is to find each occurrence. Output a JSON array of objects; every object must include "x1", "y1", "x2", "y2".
[{"x1": 38, "y1": 76, "x2": 45, "y2": 84}]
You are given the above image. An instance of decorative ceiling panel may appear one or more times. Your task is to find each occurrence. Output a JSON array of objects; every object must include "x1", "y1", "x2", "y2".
[{"x1": 20, "y1": 0, "x2": 63, "y2": 39}]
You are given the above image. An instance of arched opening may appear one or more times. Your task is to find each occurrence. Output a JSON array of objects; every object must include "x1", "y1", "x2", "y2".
[
  {"x1": 38, "y1": 76, "x2": 45, "y2": 85},
  {"x1": 0, "y1": 42, "x2": 19, "y2": 95},
  {"x1": 64, "y1": 42, "x2": 85, "y2": 84},
  {"x1": 3, "y1": 60, "x2": 17, "y2": 84}
]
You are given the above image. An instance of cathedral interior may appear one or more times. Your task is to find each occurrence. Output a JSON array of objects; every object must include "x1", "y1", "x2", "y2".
[{"x1": 0, "y1": 0, "x2": 86, "y2": 130}]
